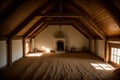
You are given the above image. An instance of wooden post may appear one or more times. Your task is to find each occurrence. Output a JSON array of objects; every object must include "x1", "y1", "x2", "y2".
[
  {"x1": 22, "y1": 38, "x2": 26, "y2": 58},
  {"x1": 7, "y1": 39, "x2": 12, "y2": 66},
  {"x1": 29, "y1": 38, "x2": 32, "y2": 53},
  {"x1": 105, "y1": 40, "x2": 109, "y2": 62}
]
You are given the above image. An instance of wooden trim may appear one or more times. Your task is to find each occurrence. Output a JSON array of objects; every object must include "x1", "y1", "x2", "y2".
[{"x1": 7, "y1": 39, "x2": 12, "y2": 66}]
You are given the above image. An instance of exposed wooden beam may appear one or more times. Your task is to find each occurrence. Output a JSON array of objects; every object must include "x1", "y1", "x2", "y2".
[
  {"x1": 40, "y1": 1, "x2": 55, "y2": 14},
  {"x1": 39, "y1": 13, "x2": 81, "y2": 17},
  {"x1": 59, "y1": 0, "x2": 62, "y2": 13},
  {"x1": 107, "y1": 37, "x2": 120, "y2": 41},
  {"x1": 72, "y1": 22, "x2": 93, "y2": 39},
  {"x1": 101, "y1": 0, "x2": 120, "y2": 28},
  {"x1": 65, "y1": 0, "x2": 106, "y2": 40},
  {"x1": 105, "y1": 40, "x2": 109, "y2": 62},
  {"x1": 8, "y1": 1, "x2": 53, "y2": 39},
  {"x1": 0, "y1": 0, "x2": 25, "y2": 22},
  {"x1": 31, "y1": 22, "x2": 48, "y2": 38},
  {"x1": 23, "y1": 17, "x2": 46, "y2": 38},
  {"x1": 22, "y1": 38, "x2": 25, "y2": 58},
  {"x1": 7, "y1": 39, "x2": 12, "y2": 66},
  {"x1": 12, "y1": 36, "x2": 23, "y2": 40},
  {"x1": 79, "y1": 17, "x2": 106, "y2": 40}
]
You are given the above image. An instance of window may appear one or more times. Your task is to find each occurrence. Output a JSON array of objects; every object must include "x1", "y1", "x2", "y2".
[
  {"x1": 110, "y1": 47, "x2": 120, "y2": 65},
  {"x1": 26, "y1": 42, "x2": 30, "y2": 53}
]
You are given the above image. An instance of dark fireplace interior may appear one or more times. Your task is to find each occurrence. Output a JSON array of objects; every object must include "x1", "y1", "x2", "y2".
[{"x1": 57, "y1": 41, "x2": 64, "y2": 51}]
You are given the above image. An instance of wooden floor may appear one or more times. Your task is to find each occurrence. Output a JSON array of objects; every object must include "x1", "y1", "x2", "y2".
[{"x1": 0, "y1": 53, "x2": 119, "y2": 80}]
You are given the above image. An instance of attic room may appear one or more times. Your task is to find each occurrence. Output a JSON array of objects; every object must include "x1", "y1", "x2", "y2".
[{"x1": 0, "y1": 0, "x2": 120, "y2": 80}]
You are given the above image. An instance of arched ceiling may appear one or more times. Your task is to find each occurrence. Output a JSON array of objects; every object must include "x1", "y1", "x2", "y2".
[{"x1": 0, "y1": 0, "x2": 120, "y2": 40}]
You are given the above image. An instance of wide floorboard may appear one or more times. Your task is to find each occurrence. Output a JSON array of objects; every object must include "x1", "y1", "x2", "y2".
[{"x1": 0, "y1": 53, "x2": 119, "y2": 80}]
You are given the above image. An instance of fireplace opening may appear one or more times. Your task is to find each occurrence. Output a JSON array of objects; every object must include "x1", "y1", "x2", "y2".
[{"x1": 57, "y1": 41, "x2": 64, "y2": 51}]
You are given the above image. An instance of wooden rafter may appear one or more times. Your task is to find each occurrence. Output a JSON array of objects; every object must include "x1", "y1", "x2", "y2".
[
  {"x1": 65, "y1": 0, "x2": 106, "y2": 40},
  {"x1": 59, "y1": 0, "x2": 62, "y2": 13},
  {"x1": 8, "y1": 0, "x2": 53, "y2": 39},
  {"x1": 0, "y1": 0, "x2": 25, "y2": 22},
  {"x1": 31, "y1": 22, "x2": 48, "y2": 38},
  {"x1": 72, "y1": 22, "x2": 93, "y2": 39},
  {"x1": 23, "y1": 17, "x2": 46, "y2": 38}
]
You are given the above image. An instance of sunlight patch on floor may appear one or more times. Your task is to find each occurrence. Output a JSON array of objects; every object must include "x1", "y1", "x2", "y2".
[
  {"x1": 91, "y1": 63, "x2": 115, "y2": 70},
  {"x1": 26, "y1": 53, "x2": 43, "y2": 57}
]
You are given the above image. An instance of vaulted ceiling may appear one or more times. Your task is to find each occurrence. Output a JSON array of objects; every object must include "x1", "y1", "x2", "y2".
[{"x1": 0, "y1": 0, "x2": 120, "y2": 40}]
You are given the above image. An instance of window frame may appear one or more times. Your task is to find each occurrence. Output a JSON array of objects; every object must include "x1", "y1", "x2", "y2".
[{"x1": 109, "y1": 43, "x2": 120, "y2": 66}]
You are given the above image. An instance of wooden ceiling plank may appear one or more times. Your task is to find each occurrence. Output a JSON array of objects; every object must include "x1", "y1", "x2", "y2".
[
  {"x1": 66, "y1": 0, "x2": 105, "y2": 39},
  {"x1": 72, "y1": 21, "x2": 93, "y2": 39},
  {"x1": 31, "y1": 22, "x2": 48, "y2": 38},
  {"x1": 101, "y1": 0, "x2": 120, "y2": 28},
  {"x1": 0, "y1": 0, "x2": 25, "y2": 22},
  {"x1": 23, "y1": 17, "x2": 46, "y2": 38},
  {"x1": 80, "y1": 17, "x2": 106, "y2": 40},
  {"x1": 8, "y1": 0, "x2": 53, "y2": 39}
]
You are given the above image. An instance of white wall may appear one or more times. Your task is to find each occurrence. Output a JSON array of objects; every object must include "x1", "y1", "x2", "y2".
[
  {"x1": 0, "y1": 41, "x2": 7, "y2": 68},
  {"x1": 95, "y1": 40, "x2": 105, "y2": 59},
  {"x1": 34, "y1": 25, "x2": 89, "y2": 52},
  {"x1": 90, "y1": 39, "x2": 95, "y2": 53},
  {"x1": 12, "y1": 40, "x2": 23, "y2": 62}
]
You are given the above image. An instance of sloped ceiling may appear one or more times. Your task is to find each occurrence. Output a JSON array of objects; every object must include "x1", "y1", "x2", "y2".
[{"x1": 0, "y1": 0, "x2": 120, "y2": 40}]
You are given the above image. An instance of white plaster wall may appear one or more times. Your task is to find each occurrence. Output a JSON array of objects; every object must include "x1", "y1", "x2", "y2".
[
  {"x1": 34, "y1": 25, "x2": 89, "y2": 52},
  {"x1": 95, "y1": 40, "x2": 105, "y2": 59},
  {"x1": 12, "y1": 40, "x2": 23, "y2": 62},
  {"x1": 0, "y1": 41, "x2": 7, "y2": 68},
  {"x1": 90, "y1": 39, "x2": 95, "y2": 53}
]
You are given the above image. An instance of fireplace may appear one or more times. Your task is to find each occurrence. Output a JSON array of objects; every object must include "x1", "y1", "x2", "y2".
[
  {"x1": 55, "y1": 38, "x2": 65, "y2": 53},
  {"x1": 57, "y1": 41, "x2": 64, "y2": 51}
]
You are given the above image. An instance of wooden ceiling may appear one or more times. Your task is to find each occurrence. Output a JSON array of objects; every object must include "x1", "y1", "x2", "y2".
[{"x1": 0, "y1": 0, "x2": 120, "y2": 40}]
